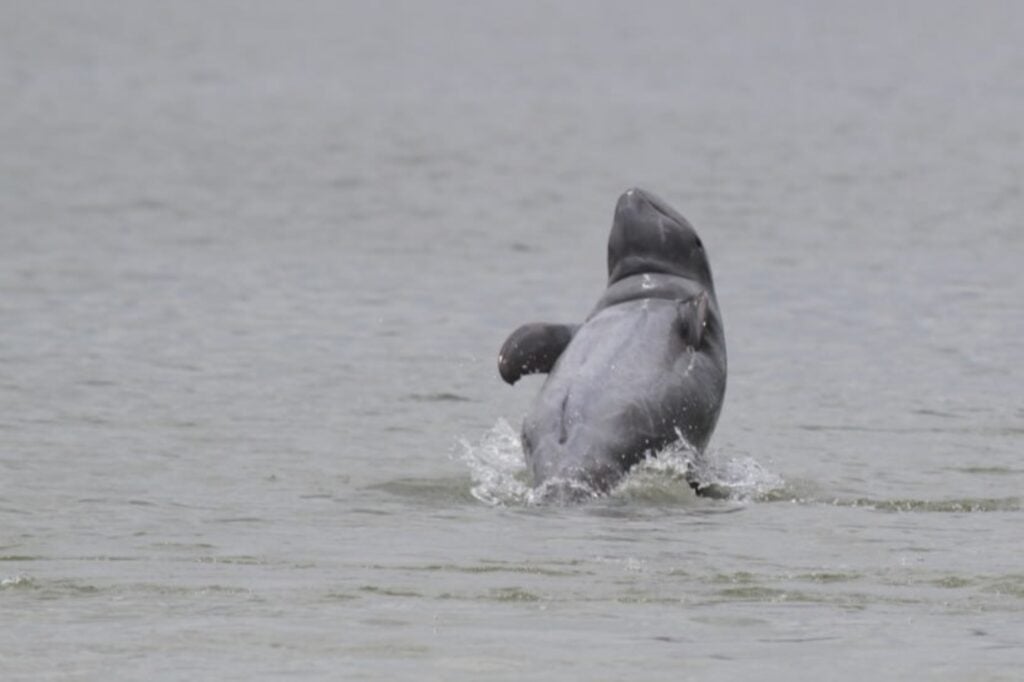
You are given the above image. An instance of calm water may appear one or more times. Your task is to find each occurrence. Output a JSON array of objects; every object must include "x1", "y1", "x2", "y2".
[{"x1": 2, "y1": 1, "x2": 1023, "y2": 679}]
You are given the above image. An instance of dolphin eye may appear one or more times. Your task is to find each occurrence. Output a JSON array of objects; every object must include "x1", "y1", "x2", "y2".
[{"x1": 694, "y1": 237, "x2": 703, "y2": 249}]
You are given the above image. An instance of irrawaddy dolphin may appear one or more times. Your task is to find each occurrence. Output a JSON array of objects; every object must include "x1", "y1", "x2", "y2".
[{"x1": 498, "y1": 188, "x2": 727, "y2": 501}]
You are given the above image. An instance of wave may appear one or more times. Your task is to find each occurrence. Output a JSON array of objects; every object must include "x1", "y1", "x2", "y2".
[{"x1": 454, "y1": 421, "x2": 1020, "y2": 513}]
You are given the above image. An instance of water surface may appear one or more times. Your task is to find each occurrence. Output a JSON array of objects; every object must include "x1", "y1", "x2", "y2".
[{"x1": 1, "y1": 1, "x2": 1022, "y2": 679}]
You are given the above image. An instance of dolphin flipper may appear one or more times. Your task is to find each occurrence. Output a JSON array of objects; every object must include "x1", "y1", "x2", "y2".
[
  {"x1": 676, "y1": 292, "x2": 709, "y2": 349},
  {"x1": 498, "y1": 323, "x2": 578, "y2": 385}
]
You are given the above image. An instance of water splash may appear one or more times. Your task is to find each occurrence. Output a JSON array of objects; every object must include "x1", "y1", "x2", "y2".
[
  {"x1": 684, "y1": 445, "x2": 786, "y2": 502},
  {"x1": 1, "y1": 575, "x2": 33, "y2": 589},
  {"x1": 455, "y1": 418, "x2": 531, "y2": 506},
  {"x1": 455, "y1": 420, "x2": 608, "y2": 505},
  {"x1": 457, "y1": 420, "x2": 784, "y2": 506},
  {"x1": 605, "y1": 438, "x2": 697, "y2": 504}
]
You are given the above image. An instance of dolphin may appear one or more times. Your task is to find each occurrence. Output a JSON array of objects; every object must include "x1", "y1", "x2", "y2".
[{"x1": 498, "y1": 188, "x2": 727, "y2": 501}]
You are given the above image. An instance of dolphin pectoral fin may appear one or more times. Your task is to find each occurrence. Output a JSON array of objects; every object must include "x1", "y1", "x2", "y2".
[
  {"x1": 676, "y1": 292, "x2": 709, "y2": 349},
  {"x1": 498, "y1": 323, "x2": 578, "y2": 385}
]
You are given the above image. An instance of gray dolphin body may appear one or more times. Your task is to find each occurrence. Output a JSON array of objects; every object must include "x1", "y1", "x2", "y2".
[{"x1": 498, "y1": 188, "x2": 727, "y2": 500}]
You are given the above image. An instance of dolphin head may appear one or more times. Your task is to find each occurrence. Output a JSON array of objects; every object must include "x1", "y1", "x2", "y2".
[{"x1": 606, "y1": 188, "x2": 712, "y2": 286}]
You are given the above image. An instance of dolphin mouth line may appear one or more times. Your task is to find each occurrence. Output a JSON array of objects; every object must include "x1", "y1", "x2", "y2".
[
  {"x1": 646, "y1": 198, "x2": 679, "y2": 224},
  {"x1": 624, "y1": 188, "x2": 679, "y2": 222}
]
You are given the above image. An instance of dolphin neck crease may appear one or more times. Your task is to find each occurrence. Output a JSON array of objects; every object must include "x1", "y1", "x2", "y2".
[{"x1": 593, "y1": 272, "x2": 711, "y2": 311}]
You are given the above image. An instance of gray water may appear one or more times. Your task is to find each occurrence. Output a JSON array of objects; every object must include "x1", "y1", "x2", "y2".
[{"x1": 2, "y1": 1, "x2": 1023, "y2": 679}]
